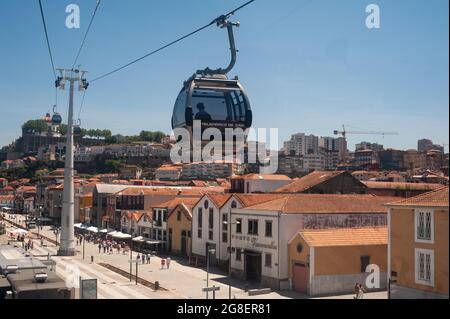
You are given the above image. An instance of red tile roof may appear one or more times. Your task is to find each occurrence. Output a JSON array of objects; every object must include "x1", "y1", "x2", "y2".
[
  {"x1": 299, "y1": 227, "x2": 388, "y2": 247},
  {"x1": 243, "y1": 194, "x2": 395, "y2": 214},
  {"x1": 274, "y1": 171, "x2": 356, "y2": 193},
  {"x1": 363, "y1": 181, "x2": 443, "y2": 191},
  {"x1": 386, "y1": 187, "x2": 449, "y2": 208},
  {"x1": 232, "y1": 174, "x2": 291, "y2": 181}
]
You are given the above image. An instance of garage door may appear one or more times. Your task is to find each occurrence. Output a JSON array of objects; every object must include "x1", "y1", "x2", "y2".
[{"x1": 293, "y1": 263, "x2": 308, "y2": 293}]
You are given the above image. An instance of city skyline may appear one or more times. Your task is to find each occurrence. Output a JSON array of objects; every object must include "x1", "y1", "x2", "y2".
[{"x1": 0, "y1": 0, "x2": 448, "y2": 151}]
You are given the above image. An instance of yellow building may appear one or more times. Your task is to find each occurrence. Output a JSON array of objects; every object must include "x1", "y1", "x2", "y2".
[
  {"x1": 288, "y1": 227, "x2": 388, "y2": 296},
  {"x1": 387, "y1": 187, "x2": 449, "y2": 299},
  {"x1": 167, "y1": 199, "x2": 199, "y2": 258},
  {"x1": 78, "y1": 194, "x2": 93, "y2": 223}
]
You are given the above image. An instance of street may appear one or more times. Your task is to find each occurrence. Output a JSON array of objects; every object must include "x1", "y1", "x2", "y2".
[{"x1": 1, "y1": 213, "x2": 387, "y2": 300}]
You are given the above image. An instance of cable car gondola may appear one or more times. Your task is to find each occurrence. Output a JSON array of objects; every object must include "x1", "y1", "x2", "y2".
[
  {"x1": 73, "y1": 119, "x2": 81, "y2": 136},
  {"x1": 52, "y1": 105, "x2": 62, "y2": 125},
  {"x1": 171, "y1": 16, "x2": 252, "y2": 143}
]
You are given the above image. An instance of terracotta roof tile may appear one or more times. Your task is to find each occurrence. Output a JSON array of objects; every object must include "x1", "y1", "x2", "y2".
[
  {"x1": 274, "y1": 171, "x2": 353, "y2": 193},
  {"x1": 386, "y1": 187, "x2": 449, "y2": 207},
  {"x1": 243, "y1": 194, "x2": 396, "y2": 214},
  {"x1": 232, "y1": 174, "x2": 291, "y2": 181},
  {"x1": 299, "y1": 227, "x2": 388, "y2": 247},
  {"x1": 363, "y1": 181, "x2": 443, "y2": 191}
]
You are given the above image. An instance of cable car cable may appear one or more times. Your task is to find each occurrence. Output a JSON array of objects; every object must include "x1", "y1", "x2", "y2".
[
  {"x1": 77, "y1": 90, "x2": 87, "y2": 120},
  {"x1": 71, "y1": 0, "x2": 102, "y2": 70},
  {"x1": 90, "y1": 0, "x2": 256, "y2": 83},
  {"x1": 38, "y1": 0, "x2": 57, "y2": 80}
]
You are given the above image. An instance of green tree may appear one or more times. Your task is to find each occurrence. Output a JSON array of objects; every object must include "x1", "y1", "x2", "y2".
[{"x1": 22, "y1": 120, "x2": 48, "y2": 134}]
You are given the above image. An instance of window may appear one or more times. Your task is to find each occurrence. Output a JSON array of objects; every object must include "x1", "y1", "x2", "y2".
[
  {"x1": 222, "y1": 232, "x2": 228, "y2": 243},
  {"x1": 415, "y1": 209, "x2": 434, "y2": 243},
  {"x1": 198, "y1": 229, "x2": 202, "y2": 238},
  {"x1": 265, "y1": 221, "x2": 272, "y2": 237},
  {"x1": 222, "y1": 214, "x2": 228, "y2": 231},
  {"x1": 360, "y1": 256, "x2": 370, "y2": 273},
  {"x1": 236, "y1": 218, "x2": 242, "y2": 233},
  {"x1": 415, "y1": 249, "x2": 434, "y2": 286},
  {"x1": 208, "y1": 209, "x2": 214, "y2": 229},
  {"x1": 236, "y1": 249, "x2": 242, "y2": 261},
  {"x1": 231, "y1": 201, "x2": 237, "y2": 209},
  {"x1": 248, "y1": 219, "x2": 258, "y2": 235},
  {"x1": 163, "y1": 211, "x2": 168, "y2": 222},
  {"x1": 209, "y1": 230, "x2": 213, "y2": 240},
  {"x1": 198, "y1": 208, "x2": 203, "y2": 228},
  {"x1": 177, "y1": 211, "x2": 181, "y2": 221},
  {"x1": 265, "y1": 253, "x2": 272, "y2": 268}
]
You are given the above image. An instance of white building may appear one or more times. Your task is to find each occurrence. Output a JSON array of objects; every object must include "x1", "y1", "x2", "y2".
[
  {"x1": 155, "y1": 165, "x2": 182, "y2": 181},
  {"x1": 230, "y1": 174, "x2": 292, "y2": 194},
  {"x1": 227, "y1": 194, "x2": 391, "y2": 290},
  {"x1": 283, "y1": 133, "x2": 319, "y2": 156}
]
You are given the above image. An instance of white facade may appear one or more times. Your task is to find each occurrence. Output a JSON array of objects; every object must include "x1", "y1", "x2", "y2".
[
  {"x1": 192, "y1": 196, "x2": 222, "y2": 262},
  {"x1": 155, "y1": 167, "x2": 182, "y2": 181},
  {"x1": 284, "y1": 133, "x2": 319, "y2": 156},
  {"x1": 229, "y1": 208, "x2": 304, "y2": 289}
]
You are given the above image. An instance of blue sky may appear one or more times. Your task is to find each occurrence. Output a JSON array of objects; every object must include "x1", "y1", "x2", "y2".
[{"x1": 0, "y1": 0, "x2": 448, "y2": 152}]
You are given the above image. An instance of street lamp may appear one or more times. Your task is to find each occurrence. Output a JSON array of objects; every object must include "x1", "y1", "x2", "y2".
[
  {"x1": 223, "y1": 219, "x2": 241, "y2": 299},
  {"x1": 206, "y1": 248, "x2": 216, "y2": 300}
]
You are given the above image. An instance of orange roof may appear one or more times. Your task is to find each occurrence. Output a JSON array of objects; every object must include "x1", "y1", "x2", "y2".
[
  {"x1": 121, "y1": 211, "x2": 147, "y2": 222},
  {"x1": 233, "y1": 194, "x2": 287, "y2": 207},
  {"x1": 0, "y1": 195, "x2": 14, "y2": 201},
  {"x1": 243, "y1": 194, "x2": 396, "y2": 214},
  {"x1": 298, "y1": 227, "x2": 388, "y2": 247},
  {"x1": 363, "y1": 181, "x2": 443, "y2": 191},
  {"x1": 386, "y1": 187, "x2": 449, "y2": 208},
  {"x1": 206, "y1": 194, "x2": 232, "y2": 208},
  {"x1": 232, "y1": 174, "x2": 291, "y2": 181},
  {"x1": 274, "y1": 171, "x2": 357, "y2": 193},
  {"x1": 155, "y1": 197, "x2": 201, "y2": 210}
]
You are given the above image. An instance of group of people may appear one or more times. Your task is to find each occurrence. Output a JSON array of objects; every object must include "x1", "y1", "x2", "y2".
[
  {"x1": 136, "y1": 253, "x2": 153, "y2": 265},
  {"x1": 22, "y1": 238, "x2": 34, "y2": 251}
]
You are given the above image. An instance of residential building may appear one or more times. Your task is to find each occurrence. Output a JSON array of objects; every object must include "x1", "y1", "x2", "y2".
[
  {"x1": 155, "y1": 165, "x2": 183, "y2": 181},
  {"x1": 355, "y1": 142, "x2": 384, "y2": 153},
  {"x1": 386, "y1": 187, "x2": 449, "y2": 299},
  {"x1": 354, "y1": 149, "x2": 379, "y2": 168},
  {"x1": 284, "y1": 133, "x2": 319, "y2": 156},
  {"x1": 181, "y1": 161, "x2": 235, "y2": 180},
  {"x1": 418, "y1": 139, "x2": 444, "y2": 153},
  {"x1": 288, "y1": 227, "x2": 388, "y2": 295},
  {"x1": 379, "y1": 149, "x2": 404, "y2": 171},
  {"x1": 119, "y1": 165, "x2": 142, "y2": 180},
  {"x1": 167, "y1": 201, "x2": 198, "y2": 257},
  {"x1": 0, "y1": 195, "x2": 14, "y2": 209}
]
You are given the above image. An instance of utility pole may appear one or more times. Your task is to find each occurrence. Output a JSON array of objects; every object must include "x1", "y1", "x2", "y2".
[{"x1": 55, "y1": 69, "x2": 89, "y2": 256}]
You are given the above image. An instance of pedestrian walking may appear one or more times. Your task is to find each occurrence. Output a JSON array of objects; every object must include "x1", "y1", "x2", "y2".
[
  {"x1": 161, "y1": 258, "x2": 166, "y2": 269},
  {"x1": 166, "y1": 257, "x2": 171, "y2": 269},
  {"x1": 137, "y1": 254, "x2": 141, "y2": 264},
  {"x1": 98, "y1": 243, "x2": 102, "y2": 254},
  {"x1": 147, "y1": 254, "x2": 150, "y2": 264}
]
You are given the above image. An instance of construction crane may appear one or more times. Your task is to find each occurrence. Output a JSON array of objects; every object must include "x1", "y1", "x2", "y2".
[{"x1": 333, "y1": 125, "x2": 399, "y2": 140}]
